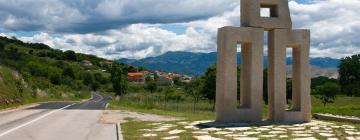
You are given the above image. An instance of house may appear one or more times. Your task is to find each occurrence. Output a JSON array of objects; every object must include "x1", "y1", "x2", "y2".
[
  {"x1": 100, "y1": 60, "x2": 113, "y2": 66},
  {"x1": 180, "y1": 75, "x2": 192, "y2": 83},
  {"x1": 80, "y1": 60, "x2": 93, "y2": 66},
  {"x1": 127, "y1": 72, "x2": 145, "y2": 83},
  {"x1": 156, "y1": 75, "x2": 174, "y2": 86}
]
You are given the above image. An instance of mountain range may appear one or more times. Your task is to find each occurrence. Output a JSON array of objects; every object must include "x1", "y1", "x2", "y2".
[{"x1": 117, "y1": 51, "x2": 340, "y2": 77}]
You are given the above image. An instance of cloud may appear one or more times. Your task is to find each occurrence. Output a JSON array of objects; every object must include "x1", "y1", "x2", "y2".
[
  {"x1": 2, "y1": 0, "x2": 360, "y2": 60},
  {"x1": 289, "y1": 0, "x2": 360, "y2": 58},
  {"x1": 0, "y1": 0, "x2": 238, "y2": 33},
  {"x1": 18, "y1": 24, "x2": 215, "y2": 59}
]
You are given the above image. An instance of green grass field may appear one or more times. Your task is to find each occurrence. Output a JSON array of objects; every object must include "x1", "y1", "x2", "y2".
[
  {"x1": 109, "y1": 92, "x2": 360, "y2": 118},
  {"x1": 312, "y1": 96, "x2": 360, "y2": 117}
]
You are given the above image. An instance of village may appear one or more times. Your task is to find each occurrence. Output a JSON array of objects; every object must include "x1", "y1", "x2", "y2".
[
  {"x1": 79, "y1": 59, "x2": 192, "y2": 86},
  {"x1": 127, "y1": 69, "x2": 192, "y2": 86}
]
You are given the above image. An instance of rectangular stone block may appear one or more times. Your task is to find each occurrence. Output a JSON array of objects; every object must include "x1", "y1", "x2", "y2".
[
  {"x1": 268, "y1": 29, "x2": 311, "y2": 122},
  {"x1": 216, "y1": 26, "x2": 264, "y2": 122},
  {"x1": 241, "y1": 0, "x2": 292, "y2": 30}
]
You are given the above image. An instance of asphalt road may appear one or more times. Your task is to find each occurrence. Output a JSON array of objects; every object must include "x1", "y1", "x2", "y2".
[{"x1": 0, "y1": 92, "x2": 116, "y2": 140}]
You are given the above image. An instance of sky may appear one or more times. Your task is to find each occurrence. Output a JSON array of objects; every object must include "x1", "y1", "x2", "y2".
[{"x1": 0, "y1": 0, "x2": 359, "y2": 60}]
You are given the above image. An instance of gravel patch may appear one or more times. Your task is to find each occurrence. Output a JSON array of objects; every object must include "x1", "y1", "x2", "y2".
[
  {"x1": 319, "y1": 133, "x2": 335, "y2": 137},
  {"x1": 100, "y1": 110, "x2": 180, "y2": 123},
  {"x1": 168, "y1": 129, "x2": 185, "y2": 135},
  {"x1": 161, "y1": 136, "x2": 179, "y2": 140},
  {"x1": 194, "y1": 135, "x2": 223, "y2": 140},
  {"x1": 225, "y1": 127, "x2": 252, "y2": 131},
  {"x1": 142, "y1": 133, "x2": 157, "y2": 137},
  {"x1": 233, "y1": 137, "x2": 258, "y2": 140}
]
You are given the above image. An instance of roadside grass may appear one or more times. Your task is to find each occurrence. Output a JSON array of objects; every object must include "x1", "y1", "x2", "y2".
[
  {"x1": 312, "y1": 96, "x2": 360, "y2": 117},
  {"x1": 108, "y1": 100, "x2": 214, "y2": 121},
  {"x1": 109, "y1": 92, "x2": 360, "y2": 118}
]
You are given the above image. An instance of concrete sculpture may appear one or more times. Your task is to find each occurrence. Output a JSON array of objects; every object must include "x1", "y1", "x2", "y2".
[{"x1": 216, "y1": 0, "x2": 311, "y2": 122}]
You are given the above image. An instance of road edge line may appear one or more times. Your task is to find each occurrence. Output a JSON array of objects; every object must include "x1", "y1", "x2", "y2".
[{"x1": 0, "y1": 103, "x2": 75, "y2": 138}]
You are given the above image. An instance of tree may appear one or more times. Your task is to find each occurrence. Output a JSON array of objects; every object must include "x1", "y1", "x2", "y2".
[
  {"x1": 201, "y1": 65, "x2": 216, "y2": 110},
  {"x1": 91, "y1": 82, "x2": 100, "y2": 91},
  {"x1": 9, "y1": 47, "x2": 20, "y2": 59},
  {"x1": 314, "y1": 82, "x2": 340, "y2": 106},
  {"x1": 286, "y1": 78, "x2": 292, "y2": 104},
  {"x1": 162, "y1": 87, "x2": 180, "y2": 106},
  {"x1": 173, "y1": 76, "x2": 182, "y2": 86},
  {"x1": 338, "y1": 54, "x2": 360, "y2": 97},
  {"x1": 184, "y1": 77, "x2": 203, "y2": 111},
  {"x1": 63, "y1": 67, "x2": 75, "y2": 79},
  {"x1": 83, "y1": 72, "x2": 94, "y2": 86},
  {"x1": 145, "y1": 80, "x2": 157, "y2": 93},
  {"x1": 145, "y1": 76, "x2": 153, "y2": 83},
  {"x1": 94, "y1": 73, "x2": 107, "y2": 84},
  {"x1": 125, "y1": 65, "x2": 137, "y2": 72},
  {"x1": 138, "y1": 66, "x2": 147, "y2": 71},
  {"x1": 50, "y1": 73, "x2": 61, "y2": 85},
  {"x1": 64, "y1": 50, "x2": 77, "y2": 61},
  {"x1": 28, "y1": 50, "x2": 34, "y2": 55},
  {"x1": 0, "y1": 41, "x2": 4, "y2": 50},
  {"x1": 311, "y1": 76, "x2": 337, "y2": 90},
  {"x1": 111, "y1": 64, "x2": 128, "y2": 97}
]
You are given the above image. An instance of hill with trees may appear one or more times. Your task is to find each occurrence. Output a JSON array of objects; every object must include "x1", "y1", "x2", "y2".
[{"x1": 0, "y1": 36, "x2": 132, "y2": 108}]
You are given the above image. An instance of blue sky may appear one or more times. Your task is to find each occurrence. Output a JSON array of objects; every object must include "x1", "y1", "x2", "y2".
[{"x1": 0, "y1": 0, "x2": 359, "y2": 59}]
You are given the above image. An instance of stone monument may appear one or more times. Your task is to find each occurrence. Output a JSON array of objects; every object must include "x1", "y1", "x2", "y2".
[{"x1": 216, "y1": 0, "x2": 311, "y2": 122}]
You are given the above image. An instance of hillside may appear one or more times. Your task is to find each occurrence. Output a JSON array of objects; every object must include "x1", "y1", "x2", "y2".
[
  {"x1": 0, "y1": 36, "x2": 131, "y2": 108},
  {"x1": 0, "y1": 66, "x2": 24, "y2": 107},
  {"x1": 117, "y1": 51, "x2": 340, "y2": 77}
]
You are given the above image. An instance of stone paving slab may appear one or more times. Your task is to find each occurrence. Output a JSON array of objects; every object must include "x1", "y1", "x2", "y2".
[{"x1": 135, "y1": 120, "x2": 360, "y2": 139}]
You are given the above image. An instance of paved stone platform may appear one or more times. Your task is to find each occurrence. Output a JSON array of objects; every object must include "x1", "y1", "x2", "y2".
[{"x1": 138, "y1": 120, "x2": 360, "y2": 140}]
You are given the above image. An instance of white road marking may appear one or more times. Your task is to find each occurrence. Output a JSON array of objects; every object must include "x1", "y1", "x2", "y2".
[{"x1": 0, "y1": 103, "x2": 76, "y2": 138}]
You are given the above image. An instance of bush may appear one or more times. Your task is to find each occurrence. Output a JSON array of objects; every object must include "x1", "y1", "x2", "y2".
[
  {"x1": 314, "y1": 82, "x2": 340, "y2": 106},
  {"x1": 64, "y1": 50, "x2": 77, "y2": 61},
  {"x1": 0, "y1": 41, "x2": 4, "y2": 50},
  {"x1": 50, "y1": 73, "x2": 61, "y2": 85},
  {"x1": 63, "y1": 67, "x2": 75, "y2": 79}
]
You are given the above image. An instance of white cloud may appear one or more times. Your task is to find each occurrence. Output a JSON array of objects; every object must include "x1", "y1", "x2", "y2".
[
  {"x1": 289, "y1": 0, "x2": 360, "y2": 58},
  {"x1": 17, "y1": 24, "x2": 215, "y2": 59},
  {"x1": 2, "y1": 0, "x2": 360, "y2": 59},
  {"x1": 0, "y1": 0, "x2": 238, "y2": 33}
]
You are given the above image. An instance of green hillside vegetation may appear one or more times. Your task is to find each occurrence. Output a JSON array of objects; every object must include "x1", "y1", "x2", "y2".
[
  {"x1": 0, "y1": 66, "x2": 24, "y2": 106},
  {"x1": 0, "y1": 36, "x2": 131, "y2": 109}
]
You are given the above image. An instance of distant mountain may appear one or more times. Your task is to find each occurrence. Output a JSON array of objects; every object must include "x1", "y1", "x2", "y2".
[{"x1": 117, "y1": 51, "x2": 340, "y2": 77}]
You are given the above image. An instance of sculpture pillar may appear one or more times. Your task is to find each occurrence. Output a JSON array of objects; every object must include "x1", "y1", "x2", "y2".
[
  {"x1": 216, "y1": 0, "x2": 311, "y2": 122},
  {"x1": 216, "y1": 27, "x2": 264, "y2": 122}
]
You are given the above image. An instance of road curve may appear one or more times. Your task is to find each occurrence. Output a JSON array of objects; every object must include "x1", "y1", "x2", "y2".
[{"x1": 0, "y1": 92, "x2": 116, "y2": 140}]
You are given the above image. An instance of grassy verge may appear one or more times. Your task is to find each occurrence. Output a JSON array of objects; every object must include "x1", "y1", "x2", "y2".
[
  {"x1": 109, "y1": 93, "x2": 360, "y2": 118},
  {"x1": 108, "y1": 100, "x2": 214, "y2": 121},
  {"x1": 312, "y1": 96, "x2": 360, "y2": 117}
]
